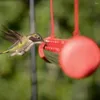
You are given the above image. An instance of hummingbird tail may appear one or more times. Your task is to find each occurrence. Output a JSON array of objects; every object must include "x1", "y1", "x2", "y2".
[{"x1": 0, "y1": 50, "x2": 9, "y2": 54}]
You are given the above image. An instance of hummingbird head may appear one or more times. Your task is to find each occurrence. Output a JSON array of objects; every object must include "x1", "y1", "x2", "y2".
[{"x1": 29, "y1": 33, "x2": 44, "y2": 44}]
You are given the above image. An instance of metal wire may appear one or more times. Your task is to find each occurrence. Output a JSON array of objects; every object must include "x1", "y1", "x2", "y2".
[{"x1": 29, "y1": 0, "x2": 37, "y2": 100}]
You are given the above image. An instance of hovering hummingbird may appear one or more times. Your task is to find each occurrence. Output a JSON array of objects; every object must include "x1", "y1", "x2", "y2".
[{"x1": 0, "y1": 27, "x2": 44, "y2": 56}]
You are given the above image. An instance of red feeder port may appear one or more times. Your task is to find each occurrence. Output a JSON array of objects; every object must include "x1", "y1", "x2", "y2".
[{"x1": 39, "y1": 36, "x2": 100, "y2": 79}]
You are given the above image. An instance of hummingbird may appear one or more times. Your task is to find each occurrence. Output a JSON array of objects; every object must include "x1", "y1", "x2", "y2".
[{"x1": 0, "y1": 27, "x2": 44, "y2": 56}]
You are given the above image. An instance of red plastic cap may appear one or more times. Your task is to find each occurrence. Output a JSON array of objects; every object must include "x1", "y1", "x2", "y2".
[{"x1": 59, "y1": 36, "x2": 100, "y2": 79}]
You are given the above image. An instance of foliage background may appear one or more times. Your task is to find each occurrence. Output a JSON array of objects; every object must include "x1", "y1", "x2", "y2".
[{"x1": 0, "y1": 0, "x2": 100, "y2": 100}]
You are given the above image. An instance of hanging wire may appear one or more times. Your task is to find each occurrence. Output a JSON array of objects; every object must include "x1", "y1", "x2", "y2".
[
  {"x1": 50, "y1": 0, "x2": 55, "y2": 38},
  {"x1": 73, "y1": 0, "x2": 80, "y2": 36},
  {"x1": 29, "y1": 0, "x2": 37, "y2": 100}
]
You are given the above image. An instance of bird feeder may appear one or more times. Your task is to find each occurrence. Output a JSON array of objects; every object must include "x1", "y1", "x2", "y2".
[{"x1": 38, "y1": 0, "x2": 100, "y2": 79}]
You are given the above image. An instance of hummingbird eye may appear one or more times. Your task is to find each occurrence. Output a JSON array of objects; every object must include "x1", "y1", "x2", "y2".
[{"x1": 37, "y1": 36, "x2": 41, "y2": 39}]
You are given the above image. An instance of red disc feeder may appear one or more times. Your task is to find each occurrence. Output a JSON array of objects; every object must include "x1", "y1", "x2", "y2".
[{"x1": 38, "y1": 0, "x2": 100, "y2": 79}]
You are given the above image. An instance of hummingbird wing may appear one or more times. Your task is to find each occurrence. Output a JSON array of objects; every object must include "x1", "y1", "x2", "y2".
[
  {"x1": 1, "y1": 27, "x2": 23, "y2": 43},
  {"x1": 0, "y1": 37, "x2": 27, "y2": 54}
]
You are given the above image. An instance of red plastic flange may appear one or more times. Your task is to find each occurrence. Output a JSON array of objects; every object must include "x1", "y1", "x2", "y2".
[{"x1": 59, "y1": 36, "x2": 100, "y2": 79}]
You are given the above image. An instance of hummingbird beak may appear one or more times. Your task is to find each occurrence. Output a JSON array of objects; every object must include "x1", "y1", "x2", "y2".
[
  {"x1": 42, "y1": 38, "x2": 45, "y2": 42},
  {"x1": 39, "y1": 39, "x2": 45, "y2": 44}
]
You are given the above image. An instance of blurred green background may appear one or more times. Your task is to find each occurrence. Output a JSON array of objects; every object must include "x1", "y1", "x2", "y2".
[{"x1": 0, "y1": 0, "x2": 100, "y2": 100}]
